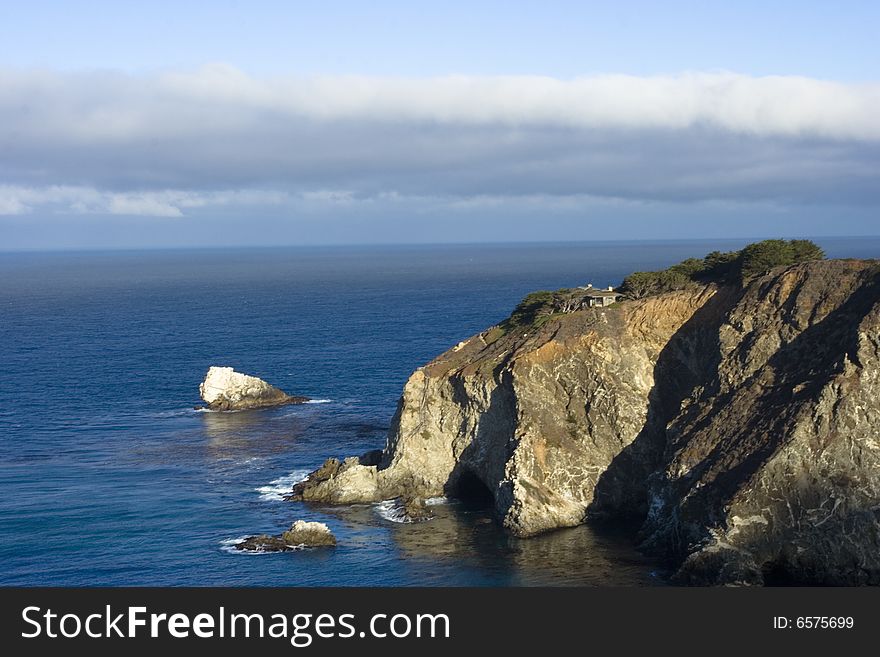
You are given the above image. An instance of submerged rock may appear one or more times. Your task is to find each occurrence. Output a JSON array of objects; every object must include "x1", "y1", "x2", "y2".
[
  {"x1": 235, "y1": 521, "x2": 336, "y2": 552},
  {"x1": 373, "y1": 497, "x2": 435, "y2": 524},
  {"x1": 198, "y1": 366, "x2": 308, "y2": 410},
  {"x1": 290, "y1": 258, "x2": 880, "y2": 585},
  {"x1": 235, "y1": 535, "x2": 295, "y2": 553},
  {"x1": 401, "y1": 497, "x2": 434, "y2": 522}
]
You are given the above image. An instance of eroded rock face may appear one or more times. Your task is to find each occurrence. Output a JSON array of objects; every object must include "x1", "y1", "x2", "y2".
[
  {"x1": 199, "y1": 366, "x2": 308, "y2": 410},
  {"x1": 292, "y1": 285, "x2": 720, "y2": 535},
  {"x1": 291, "y1": 259, "x2": 880, "y2": 584},
  {"x1": 639, "y1": 260, "x2": 880, "y2": 585}
]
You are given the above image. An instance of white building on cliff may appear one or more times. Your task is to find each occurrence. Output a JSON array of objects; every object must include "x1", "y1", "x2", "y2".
[{"x1": 578, "y1": 284, "x2": 623, "y2": 307}]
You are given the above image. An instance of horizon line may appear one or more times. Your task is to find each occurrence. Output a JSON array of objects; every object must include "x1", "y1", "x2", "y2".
[{"x1": 2, "y1": 234, "x2": 879, "y2": 256}]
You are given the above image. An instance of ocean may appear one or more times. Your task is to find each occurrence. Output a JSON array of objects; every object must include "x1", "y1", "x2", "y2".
[{"x1": 2, "y1": 238, "x2": 878, "y2": 586}]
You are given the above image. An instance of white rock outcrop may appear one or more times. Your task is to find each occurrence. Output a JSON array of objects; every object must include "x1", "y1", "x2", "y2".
[
  {"x1": 281, "y1": 520, "x2": 337, "y2": 547},
  {"x1": 199, "y1": 366, "x2": 306, "y2": 410},
  {"x1": 235, "y1": 520, "x2": 336, "y2": 552}
]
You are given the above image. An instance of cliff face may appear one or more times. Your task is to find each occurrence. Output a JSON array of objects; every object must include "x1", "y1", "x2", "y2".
[
  {"x1": 294, "y1": 259, "x2": 880, "y2": 584},
  {"x1": 294, "y1": 286, "x2": 723, "y2": 531},
  {"x1": 640, "y1": 260, "x2": 880, "y2": 584}
]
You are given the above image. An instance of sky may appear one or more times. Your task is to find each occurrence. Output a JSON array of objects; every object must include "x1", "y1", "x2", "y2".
[{"x1": 0, "y1": 1, "x2": 878, "y2": 250}]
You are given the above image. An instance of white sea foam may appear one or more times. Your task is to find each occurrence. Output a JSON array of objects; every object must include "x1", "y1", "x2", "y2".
[
  {"x1": 304, "y1": 399, "x2": 332, "y2": 404},
  {"x1": 375, "y1": 496, "x2": 445, "y2": 523},
  {"x1": 375, "y1": 499, "x2": 411, "y2": 523},
  {"x1": 255, "y1": 469, "x2": 311, "y2": 501},
  {"x1": 148, "y1": 408, "x2": 196, "y2": 418},
  {"x1": 220, "y1": 535, "x2": 309, "y2": 554},
  {"x1": 219, "y1": 536, "x2": 250, "y2": 554}
]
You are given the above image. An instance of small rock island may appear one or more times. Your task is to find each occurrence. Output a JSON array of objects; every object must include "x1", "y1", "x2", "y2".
[
  {"x1": 198, "y1": 366, "x2": 308, "y2": 410},
  {"x1": 235, "y1": 520, "x2": 337, "y2": 552}
]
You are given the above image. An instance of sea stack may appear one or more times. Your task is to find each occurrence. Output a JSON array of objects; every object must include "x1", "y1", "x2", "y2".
[{"x1": 198, "y1": 366, "x2": 308, "y2": 410}]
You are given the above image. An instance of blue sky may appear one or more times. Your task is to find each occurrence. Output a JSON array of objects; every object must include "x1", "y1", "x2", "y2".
[
  {"x1": 0, "y1": 1, "x2": 878, "y2": 249},
  {"x1": 3, "y1": 1, "x2": 878, "y2": 80}
]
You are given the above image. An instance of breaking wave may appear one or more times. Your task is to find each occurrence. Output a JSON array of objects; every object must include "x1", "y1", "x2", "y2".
[
  {"x1": 374, "y1": 498, "x2": 441, "y2": 523},
  {"x1": 219, "y1": 536, "x2": 251, "y2": 554},
  {"x1": 255, "y1": 469, "x2": 311, "y2": 501}
]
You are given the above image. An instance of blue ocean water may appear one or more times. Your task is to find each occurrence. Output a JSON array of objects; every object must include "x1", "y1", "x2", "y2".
[{"x1": 1, "y1": 238, "x2": 878, "y2": 586}]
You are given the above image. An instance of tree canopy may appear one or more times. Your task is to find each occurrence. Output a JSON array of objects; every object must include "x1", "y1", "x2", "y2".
[{"x1": 619, "y1": 239, "x2": 826, "y2": 299}]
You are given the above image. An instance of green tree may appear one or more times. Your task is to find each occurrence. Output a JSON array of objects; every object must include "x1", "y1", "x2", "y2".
[
  {"x1": 738, "y1": 239, "x2": 825, "y2": 279},
  {"x1": 790, "y1": 239, "x2": 826, "y2": 263},
  {"x1": 700, "y1": 250, "x2": 739, "y2": 282},
  {"x1": 506, "y1": 290, "x2": 556, "y2": 327},
  {"x1": 738, "y1": 239, "x2": 793, "y2": 279},
  {"x1": 619, "y1": 269, "x2": 695, "y2": 299},
  {"x1": 619, "y1": 271, "x2": 661, "y2": 299},
  {"x1": 669, "y1": 258, "x2": 706, "y2": 278},
  {"x1": 618, "y1": 239, "x2": 827, "y2": 299}
]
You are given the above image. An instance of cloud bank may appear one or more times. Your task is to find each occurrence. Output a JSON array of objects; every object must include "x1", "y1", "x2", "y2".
[{"x1": 0, "y1": 65, "x2": 878, "y2": 218}]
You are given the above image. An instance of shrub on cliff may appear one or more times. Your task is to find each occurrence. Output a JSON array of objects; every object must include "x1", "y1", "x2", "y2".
[
  {"x1": 504, "y1": 290, "x2": 559, "y2": 329},
  {"x1": 738, "y1": 239, "x2": 826, "y2": 279},
  {"x1": 618, "y1": 270, "x2": 694, "y2": 299},
  {"x1": 502, "y1": 287, "x2": 606, "y2": 332},
  {"x1": 698, "y1": 250, "x2": 740, "y2": 282},
  {"x1": 619, "y1": 239, "x2": 825, "y2": 299}
]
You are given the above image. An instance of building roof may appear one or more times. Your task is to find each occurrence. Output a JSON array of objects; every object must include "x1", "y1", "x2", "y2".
[{"x1": 579, "y1": 286, "x2": 622, "y2": 298}]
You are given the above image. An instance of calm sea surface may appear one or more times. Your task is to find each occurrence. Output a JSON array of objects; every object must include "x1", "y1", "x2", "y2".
[{"x1": 1, "y1": 238, "x2": 877, "y2": 586}]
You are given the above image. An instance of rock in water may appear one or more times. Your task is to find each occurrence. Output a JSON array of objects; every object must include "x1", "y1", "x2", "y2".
[
  {"x1": 198, "y1": 366, "x2": 308, "y2": 410},
  {"x1": 281, "y1": 520, "x2": 336, "y2": 547},
  {"x1": 286, "y1": 457, "x2": 379, "y2": 504},
  {"x1": 235, "y1": 535, "x2": 295, "y2": 552},
  {"x1": 290, "y1": 258, "x2": 880, "y2": 585},
  {"x1": 401, "y1": 497, "x2": 434, "y2": 522},
  {"x1": 235, "y1": 521, "x2": 336, "y2": 552}
]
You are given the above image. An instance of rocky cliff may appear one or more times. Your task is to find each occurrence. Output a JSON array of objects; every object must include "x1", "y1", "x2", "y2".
[
  {"x1": 293, "y1": 259, "x2": 880, "y2": 584},
  {"x1": 639, "y1": 259, "x2": 880, "y2": 585}
]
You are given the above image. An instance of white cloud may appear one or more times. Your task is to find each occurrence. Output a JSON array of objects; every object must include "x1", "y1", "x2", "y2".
[
  {"x1": 0, "y1": 185, "x2": 288, "y2": 217},
  {"x1": 300, "y1": 189, "x2": 357, "y2": 204},
  {"x1": 3, "y1": 65, "x2": 877, "y2": 139},
  {"x1": 0, "y1": 66, "x2": 878, "y2": 212},
  {"x1": 106, "y1": 194, "x2": 183, "y2": 217}
]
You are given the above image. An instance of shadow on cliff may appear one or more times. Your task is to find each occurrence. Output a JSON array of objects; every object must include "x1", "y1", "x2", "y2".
[
  {"x1": 587, "y1": 264, "x2": 880, "y2": 582},
  {"x1": 586, "y1": 285, "x2": 742, "y2": 523},
  {"x1": 643, "y1": 265, "x2": 880, "y2": 567},
  {"x1": 443, "y1": 368, "x2": 517, "y2": 517}
]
